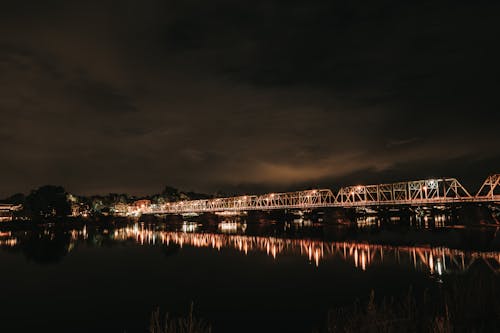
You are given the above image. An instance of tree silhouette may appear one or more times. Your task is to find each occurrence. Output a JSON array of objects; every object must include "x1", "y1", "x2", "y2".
[
  {"x1": 162, "y1": 186, "x2": 181, "y2": 202},
  {"x1": 26, "y1": 185, "x2": 71, "y2": 220}
]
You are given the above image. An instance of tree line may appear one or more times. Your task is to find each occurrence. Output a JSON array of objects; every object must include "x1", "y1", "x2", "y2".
[{"x1": 0, "y1": 185, "x2": 218, "y2": 222}]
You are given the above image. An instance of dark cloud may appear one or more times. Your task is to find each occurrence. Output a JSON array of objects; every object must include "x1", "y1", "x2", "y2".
[
  {"x1": 64, "y1": 78, "x2": 137, "y2": 114},
  {"x1": 0, "y1": 0, "x2": 498, "y2": 197}
]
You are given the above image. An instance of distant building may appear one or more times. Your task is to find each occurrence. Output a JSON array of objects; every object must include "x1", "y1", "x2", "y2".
[
  {"x1": 112, "y1": 203, "x2": 130, "y2": 216},
  {"x1": 70, "y1": 203, "x2": 90, "y2": 217},
  {"x1": 131, "y1": 200, "x2": 151, "y2": 215},
  {"x1": 133, "y1": 199, "x2": 151, "y2": 209},
  {"x1": 67, "y1": 194, "x2": 90, "y2": 217},
  {"x1": 0, "y1": 204, "x2": 22, "y2": 222}
]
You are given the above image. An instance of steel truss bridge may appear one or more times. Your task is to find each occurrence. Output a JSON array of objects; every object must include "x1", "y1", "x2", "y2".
[{"x1": 145, "y1": 174, "x2": 500, "y2": 215}]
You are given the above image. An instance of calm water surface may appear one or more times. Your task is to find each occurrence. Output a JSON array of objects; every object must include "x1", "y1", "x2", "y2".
[{"x1": 1, "y1": 219, "x2": 499, "y2": 332}]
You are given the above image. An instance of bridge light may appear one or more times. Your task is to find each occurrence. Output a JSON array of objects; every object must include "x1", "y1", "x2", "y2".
[{"x1": 426, "y1": 179, "x2": 438, "y2": 189}]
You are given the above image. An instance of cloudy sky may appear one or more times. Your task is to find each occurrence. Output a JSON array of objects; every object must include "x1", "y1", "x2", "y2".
[{"x1": 0, "y1": 0, "x2": 498, "y2": 197}]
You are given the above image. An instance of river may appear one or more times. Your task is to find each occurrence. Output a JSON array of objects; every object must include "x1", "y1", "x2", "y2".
[{"x1": 0, "y1": 217, "x2": 499, "y2": 332}]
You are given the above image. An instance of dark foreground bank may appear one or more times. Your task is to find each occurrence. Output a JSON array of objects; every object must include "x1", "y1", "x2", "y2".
[{"x1": 148, "y1": 272, "x2": 500, "y2": 333}]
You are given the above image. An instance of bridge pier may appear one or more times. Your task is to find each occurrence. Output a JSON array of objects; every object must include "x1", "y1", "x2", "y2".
[
  {"x1": 244, "y1": 210, "x2": 297, "y2": 223},
  {"x1": 317, "y1": 208, "x2": 351, "y2": 224},
  {"x1": 196, "y1": 213, "x2": 221, "y2": 226},
  {"x1": 138, "y1": 212, "x2": 191, "y2": 226}
]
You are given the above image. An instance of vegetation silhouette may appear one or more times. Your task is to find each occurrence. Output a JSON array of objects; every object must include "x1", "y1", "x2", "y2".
[
  {"x1": 25, "y1": 185, "x2": 71, "y2": 221},
  {"x1": 321, "y1": 268, "x2": 500, "y2": 332},
  {"x1": 150, "y1": 303, "x2": 211, "y2": 333}
]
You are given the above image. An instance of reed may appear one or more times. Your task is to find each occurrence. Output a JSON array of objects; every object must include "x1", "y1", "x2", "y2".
[
  {"x1": 324, "y1": 273, "x2": 500, "y2": 333},
  {"x1": 148, "y1": 274, "x2": 500, "y2": 332},
  {"x1": 149, "y1": 303, "x2": 211, "y2": 333}
]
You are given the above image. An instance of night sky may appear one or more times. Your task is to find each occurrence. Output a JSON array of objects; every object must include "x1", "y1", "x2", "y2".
[{"x1": 1, "y1": 0, "x2": 499, "y2": 197}]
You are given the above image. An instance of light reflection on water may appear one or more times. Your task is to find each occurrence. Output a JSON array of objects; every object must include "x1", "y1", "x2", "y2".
[
  {"x1": 0, "y1": 231, "x2": 17, "y2": 246},
  {"x1": 217, "y1": 221, "x2": 247, "y2": 233},
  {"x1": 100, "y1": 224, "x2": 500, "y2": 275},
  {"x1": 2, "y1": 222, "x2": 500, "y2": 276},
  {"x1": 355, "y1": 214, "x2": 451, "y2": 228}
]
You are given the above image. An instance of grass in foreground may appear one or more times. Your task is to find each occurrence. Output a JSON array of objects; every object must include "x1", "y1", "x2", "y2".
[
  {"x1": 324, "y1": 273, "x2": 500, "y2": 333},
  {"x1": 149, "y1": 303, "x2": 211, "y2": 333}
]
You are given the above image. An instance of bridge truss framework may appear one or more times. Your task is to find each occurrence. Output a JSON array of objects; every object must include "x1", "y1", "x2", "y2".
[{"x1": 145, "y1": 174, "x2": 500, "y2": 215}]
